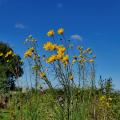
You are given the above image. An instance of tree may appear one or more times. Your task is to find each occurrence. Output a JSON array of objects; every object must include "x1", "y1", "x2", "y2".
[{"x1": 0, "y1": 42, "x2": 23, "y2": 92}]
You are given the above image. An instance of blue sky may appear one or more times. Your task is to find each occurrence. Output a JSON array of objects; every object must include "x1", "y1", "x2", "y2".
[{"x1": 0, "y1": 0, "x2": 120, "y2": 89}]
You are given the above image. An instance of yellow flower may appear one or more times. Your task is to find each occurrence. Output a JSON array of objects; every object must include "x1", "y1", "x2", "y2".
[
  {"x1": 61, "y1": 55, "x2": 69, "y2": 64},
  {"x1": 56, "y1": 53, "x2": 64, "y2": 60},
  {"x1": 40, "y1": 72, "x2": 46, "y2": 78},
  {"x1": 24, "y1": 47, "x2": 34, "y2": 58},
  {"x1": 99, "y1": 96, "x2": 106, "y2": 101},
  {"x1": 57, "y1": 28, "x2": 64, "y2": 35},
  {"x1": 99, "y1": 95, "x2": 112, "y2": 109},
  {"x1": 89, "y1": 59, "x2": 94, "y2": 63},
  {"x1": 46, "y1": 55, "x2": 57, "y2": 63},
  {"x1": 57, "y1": 45, "x2": 66, "y2": 53},
  {"x1": 62, "y1": 55, "x2": 69, "y2": 61},
  {"x1": 0, "y1": 53, "x2": 3, "y2": 56},
  {"x1": 43, "y1": 42, "x2": 56, "y2": 51},
  {"x1": 47, "y1": 30, "x2": 54, "y2": 37}
]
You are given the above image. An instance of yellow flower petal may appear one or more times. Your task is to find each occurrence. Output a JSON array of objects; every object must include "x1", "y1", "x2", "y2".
[
  {"x1": 57, "y1": 28, "x2": 64, "y2": 35},
  {"x1": 47, "y1": 30, "x2": 54, "y2": 37}
]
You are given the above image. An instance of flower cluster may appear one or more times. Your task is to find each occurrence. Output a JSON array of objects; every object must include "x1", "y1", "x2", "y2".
[
  {"x1": 71, "y1": 46, "x2": 96, "y2": 64},
  {"x1": 43, "y1": 42, "x2": 56, "y2": 51},
  {"x1": 98, "y1": 95, "x2": 112, "y2": 109},
  {"x1": 43, "y1": 42, "x2": 69, "y2": 65},
  {"x1": 25, "y1": 35, "x2": 37, "y2": 44}
]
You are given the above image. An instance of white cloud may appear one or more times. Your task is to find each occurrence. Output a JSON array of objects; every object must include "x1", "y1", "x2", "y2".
[
  {"x1": 57, "y1": 3, "x2": 63, "y2": 8},
  {"x1": 15, "y1": 23, "x2": 26, "y2": 29},
  {"x1": 70, "y1": 34, "x2": 83, "y2": 41}
]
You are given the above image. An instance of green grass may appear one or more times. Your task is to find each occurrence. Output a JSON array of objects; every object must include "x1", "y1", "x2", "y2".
[{"x1": 0, "y1": 89, "x2": 120, "y2": 120}]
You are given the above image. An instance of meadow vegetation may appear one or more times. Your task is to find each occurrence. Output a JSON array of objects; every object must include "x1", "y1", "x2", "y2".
[{"x1": 0, "y1": 28, "x2": 120, "y2": 120}]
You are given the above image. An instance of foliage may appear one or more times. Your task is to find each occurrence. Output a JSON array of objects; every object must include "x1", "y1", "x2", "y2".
[{"x1": 0, "y1": 42, "x2": 23, "y2": 92}]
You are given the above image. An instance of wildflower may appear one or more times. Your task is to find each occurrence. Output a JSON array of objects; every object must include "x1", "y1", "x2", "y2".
[
  {"x1": 57, "y1": 28, "x2": 64, "y2": 35},
  {"x1": 99, "y1": 96, "x2": 106, "y2": 101},
  {"x1": 0, "y1": 53, "x2": 3, "y2": 56},
  {"x1": 47, "y1": 30, "x2": 54, "y2": 37},
  {"x1": 46, "y1": 55, "x2": 57, "y2": 63},
  {"x1": 24, "y1": 47, "x2": 34, "y2": 58},
  {"x1": 57, "y1": 45, "x2": 66, "y2": 53},
  {"x1": 62, "y1": 55, "x2": 69, "y2": 64},
  {"x1": 40, "y1": 72, "x2": 46, "y2": 78},
  {"x1": 62, "y1": 55, "x2": 69, "y2": 62},
  {"x1": 99, "y1": 95, "x2": 112, "y2": 109},
  {"x1": 56, "y1": 53, "x2": 64, "y2": 59},
  {"x1": 43, "y1": 42, "x2": 56, "y2": 51}
]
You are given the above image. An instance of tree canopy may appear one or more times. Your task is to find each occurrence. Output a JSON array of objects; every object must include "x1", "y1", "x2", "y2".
[{"x1": 0, "y1": 42, "x2": 23, "y2": 92}]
